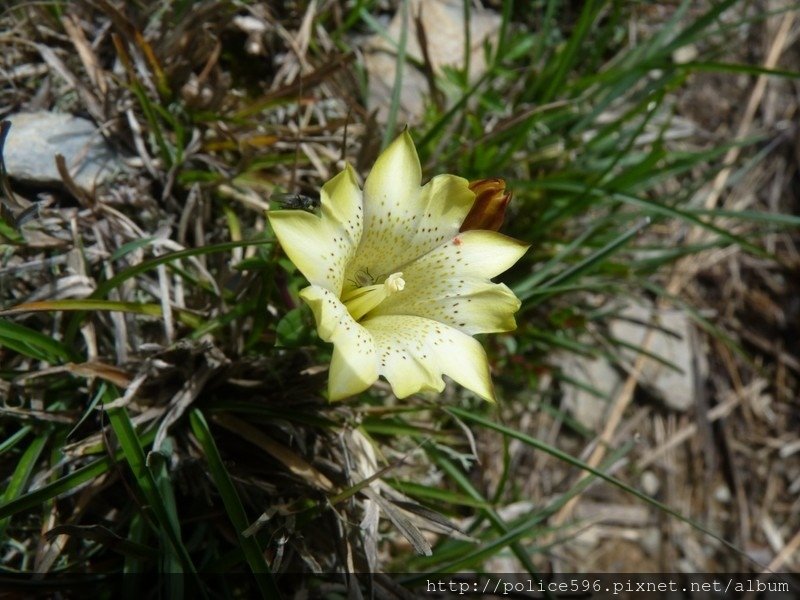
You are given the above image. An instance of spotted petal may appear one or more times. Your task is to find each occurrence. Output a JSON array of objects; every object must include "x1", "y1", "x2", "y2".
[
  {"x1": 371, "y1": 230, "x2": 529, "y2": 333},
  {"x1": 269, "y1": 166, "x2": 362, "y2": 295},
  {"x1": 300, "y1": 285, "x2": 378, "y2": 400},
  {"x1": 363, "y1": 315, "x2": 495, "y2": 402},
  {"x1": 347, "y1": 131, "x2": 474, "y2": 284}
]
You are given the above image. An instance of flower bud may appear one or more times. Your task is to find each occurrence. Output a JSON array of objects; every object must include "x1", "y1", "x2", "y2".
[{"x1": 460, "y1": 178, "x2": 512, "y2": 232}]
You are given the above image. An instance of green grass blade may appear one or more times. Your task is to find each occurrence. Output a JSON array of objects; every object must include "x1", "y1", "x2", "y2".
[
  {"x1": 528, "y1": 0, "x2": 555, "y2": 72},
  {"x1": 447, "y1": 406, "x2": 752, "y2": 563},
  {"x1": 98, "y1": 385, "x2": 199, "y2": 579},
  {"x1": 0, "y1": 319, "x2": 76, "y2": 362},
  {"x1": 513, "y1": 218, "x2": 607, "y2": 292},
  {"x1": 540, "y1": 222, "x2": 648, "y2": 291},
  {"x1": 110, "y1": 236, "x2": 157, "y2": 261},
  {"x1": 0, "y1": 433, "x2": 48, "y2": 539},
  {"x1": 417, "y1": 73, "x2": 489, "y2": 150},
  {"x1": 539, "y1": 0, "x2": 601, "y2": 102},
  {"x1": 516, "y1": 218, "x2": 650, "y2": 302},
  {"x1": 189, "y1": 409, "x2": 280, "y2": 599},
  {"x1": 683, "y1": 60, "x2": 800, "y2": 79},
  {"x1": 382, "y1": 0, "x2": 408, "y2": 148},
  {"x1": 689, "y1": 208, "x2": 800, "y2": 227},
  {"x1": 662, "y1": 0, "x2": 748, "y2": 57},
  {"x1": 124, "y1": 512, "x2": 148, "y2": 579},
  {"x1": 149, "y1": 448, "x2": 184, "y2": 589},
  {"x1": 389, "y1": 480, "x2": 488, "y2": 508},
  {"x1": 1, "y1": 299, "x2": 201, "y2": 328},
  {"x1": 64, "y1": 239, "x2": 267, "y2": 344},
  {"x1": 403, "y1": 442, "x2": 631, "y2": 583},
  {"x1": 0, "y1": 212, "x2": 24, "y2": 244},
  {"x1": 427, "y1": 452, "x2": 540, "y2": 575},
  {"x1": 93, "y1": 239, "x2": 268, "y2": 300},
  {"x1": 0, "y1": 456, "x2": 113, "y2": 520},
  {"x1": 0, "y1": 425, "x2": 32, "y2": 456},
  {"x1": 525, "y1": 179, "x2": 768, "y2": 257}
]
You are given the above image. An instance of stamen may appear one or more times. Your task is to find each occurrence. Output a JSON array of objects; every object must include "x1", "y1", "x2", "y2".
[{"x1": 342, "y1": 272, "x2": 405, "y2": 321}]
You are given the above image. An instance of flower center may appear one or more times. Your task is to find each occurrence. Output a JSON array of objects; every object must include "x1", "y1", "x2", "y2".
[{"x1": 341, "y1": 271, "x2": 405, "y2": 321}]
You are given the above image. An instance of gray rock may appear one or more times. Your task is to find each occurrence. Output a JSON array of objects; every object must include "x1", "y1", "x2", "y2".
[
  {"x1": 361, "y1": 0, "x2": 501, "y2": 124},
  {"x1": 3, "y1": 111, "x2": 124, "y2": 191},
  {"x1": 558, "y1": 352, "x2": 619, "y2": 431},
  {"x1": 610, "y1": 302, "x2": 701, "y2": 412},
  {"x1": 557, "y1": 300, "x2": 704, "y2": 429}
]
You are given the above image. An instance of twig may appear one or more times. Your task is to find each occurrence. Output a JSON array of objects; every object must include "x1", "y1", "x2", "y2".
[
  {"x1": 703, "y1": 11, "x2": 795, "y2": 212},
  {"x1": 741, "y1": 527, "x2": 800, "y2": 600}
]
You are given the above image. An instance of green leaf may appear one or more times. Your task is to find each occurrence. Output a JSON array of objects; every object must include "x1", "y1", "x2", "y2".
[
  {"x1": 275, "y1": 307, "x2": 307, "y2": 347},
  {"x1": 0, "y1": 212, "x2": 24, "y2": 244}
]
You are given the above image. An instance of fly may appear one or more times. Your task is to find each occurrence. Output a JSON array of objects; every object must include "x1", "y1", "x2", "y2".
[
  {"x1": 272, "y1": 192, "x2": 320, "y2": 213},
  {"x1": 351, "y1": 267, "x2": 375, "y2": 287}
]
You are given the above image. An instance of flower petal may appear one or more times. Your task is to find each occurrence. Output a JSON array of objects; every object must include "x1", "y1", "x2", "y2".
[
  {"x1": 322, "y1": 164, "x2": 363, "y2": 238},
  {"x1": 407, "y1": 173, "x2": 475, "y2": 258},
  {"x1": 363, "y1": 315, "x2": 495, "y2": 402},
  {"x1": 300, "y1": 285, "x2": 377, "y2": 400},
  {"x1": 363, "y1": 130, "x2": 422, "y2": 221},
  {"x1": 371, "y1": 230, "x2": 528, "y2": 333},
  {"x1": 377, "y1": 279, "x2": 521, "y2": 334},
  {"x1": 269, "y1": 166, "x2": 362, "y2": 295},
  {"x1": 346, "y1": 132, "x2": 474, "y2": 285}
]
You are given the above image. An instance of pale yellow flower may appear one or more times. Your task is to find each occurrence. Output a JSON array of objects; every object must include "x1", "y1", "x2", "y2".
[{"x1": 268, "y1": 131, "x2": 528, "y2": 401}]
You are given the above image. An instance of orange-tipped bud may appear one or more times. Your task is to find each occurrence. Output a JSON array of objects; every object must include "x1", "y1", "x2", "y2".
[{"x1": 460, "y1": 178, "x2": 512, "y2": 232}]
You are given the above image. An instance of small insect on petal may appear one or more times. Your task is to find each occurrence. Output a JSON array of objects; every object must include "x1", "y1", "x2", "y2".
[
  {"x1": 460, "y1": 178, "x2": 512, "y2": 232},
  {"x1": 272, "y1": 192, "x2": 321, "y2": 213}
]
